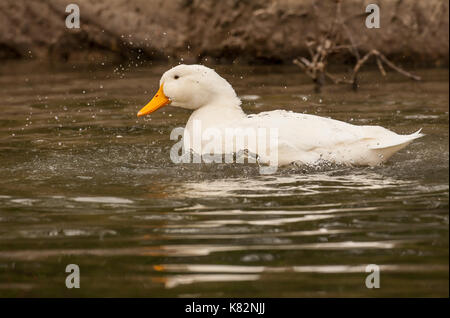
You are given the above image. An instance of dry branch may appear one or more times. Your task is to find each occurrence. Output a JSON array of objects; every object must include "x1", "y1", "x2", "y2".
[{"x1": 293, "y1": 0, "x2": 421, "y2": 92}]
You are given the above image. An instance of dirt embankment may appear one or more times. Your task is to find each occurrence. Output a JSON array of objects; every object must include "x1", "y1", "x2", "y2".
[{"x1": 0, "y1": 0, "x2": 448, "y2": 65}]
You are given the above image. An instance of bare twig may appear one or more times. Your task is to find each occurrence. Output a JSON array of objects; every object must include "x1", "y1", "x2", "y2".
[
  {"x1": 376, "y1": 52, "x2": 422, "y2": 81},
  {"x1": 292, "y1": 0, "x2": 421, "y2": 92},
  {"x1": 376, "y1": 56, "x2": 386, "y2": 76},
  {"x1": 350, "y1": 49, "x2": 421, "y2": 87}
]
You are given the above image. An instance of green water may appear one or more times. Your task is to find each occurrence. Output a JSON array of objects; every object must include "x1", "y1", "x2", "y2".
[{"x1": 0, "y1": 62, "x2": 448, "y2": 297}]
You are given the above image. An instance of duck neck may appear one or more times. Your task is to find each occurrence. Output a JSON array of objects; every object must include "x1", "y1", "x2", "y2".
[{"x1": 188, "y1": 96, "x2": 246, "y2": 129}]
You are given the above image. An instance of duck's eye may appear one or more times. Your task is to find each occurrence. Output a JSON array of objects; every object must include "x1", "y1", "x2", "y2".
[{"x1": 174, "y1": 75, "x2": 179, "y2": 79}]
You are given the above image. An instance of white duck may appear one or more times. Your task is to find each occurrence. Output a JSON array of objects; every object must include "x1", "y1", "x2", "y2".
[{"x1": 137, "y1": 64, "x2": 423, "y2": 167}]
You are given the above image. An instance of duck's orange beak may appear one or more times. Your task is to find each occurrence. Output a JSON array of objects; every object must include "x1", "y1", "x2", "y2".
[{"x1": 137, "y1": 84, "x2": 171, "y2": 117}]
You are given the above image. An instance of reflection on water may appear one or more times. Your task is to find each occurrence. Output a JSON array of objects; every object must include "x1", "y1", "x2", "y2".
[
  {"x1": 179, "y1": 172, "x2": 417, "y2": 197},
  {"x1": 0, "y1": 62, "x2": 448, "y2": 296},
  {"x1": 153, "y1": 264, "x2": 449, "y2": 289}
]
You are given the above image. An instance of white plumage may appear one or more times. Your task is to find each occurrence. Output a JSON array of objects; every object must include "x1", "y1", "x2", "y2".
[{"x1": 140, "y1": 64, "x2": 424, "y2": 166}]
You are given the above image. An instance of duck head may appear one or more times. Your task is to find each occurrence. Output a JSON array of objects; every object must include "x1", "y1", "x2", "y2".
[{"x1": 137, "y1": 64, "x2": 240, "y2": 117}]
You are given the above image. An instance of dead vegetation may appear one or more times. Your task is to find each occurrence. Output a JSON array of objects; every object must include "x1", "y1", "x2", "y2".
[{"x1": 293, "y1": 0, "x2": 422, "y2": 92}]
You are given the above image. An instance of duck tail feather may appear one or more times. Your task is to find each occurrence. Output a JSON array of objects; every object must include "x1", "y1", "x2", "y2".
[{"x1": 369, "y1": 128, "x2": 424, "y2": 150}]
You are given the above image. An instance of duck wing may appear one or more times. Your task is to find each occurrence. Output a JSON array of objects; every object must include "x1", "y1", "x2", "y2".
[{"x1": 241, "y1": 110, "x2": 423, "y2": 165}]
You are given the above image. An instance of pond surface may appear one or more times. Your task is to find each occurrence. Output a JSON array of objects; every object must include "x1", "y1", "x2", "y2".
[{"x1": 0, "y1": 61, "x2": 448, "y2": 297}]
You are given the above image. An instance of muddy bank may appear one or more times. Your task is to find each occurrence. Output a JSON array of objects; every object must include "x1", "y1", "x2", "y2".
[{"x1": 0, "y1": 0, "x2": 448, "y2": 65}]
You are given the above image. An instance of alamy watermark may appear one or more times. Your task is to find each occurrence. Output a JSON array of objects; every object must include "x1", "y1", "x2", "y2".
[
  {"x1": 365, "y1": 4, "x2": 380, "y2": 29},
  {"x1": 169, "y1": 120, "x2": 279, "y2": 174},
  {"x1": 65, "y1": 264, "x2": 80, "y2": 288},
  {"x1": 65, "y1": 4, "x2": 80, "y2": 29},
  {"x1": 365, "y1": 264, "x2": 380, "y2": 288}
]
